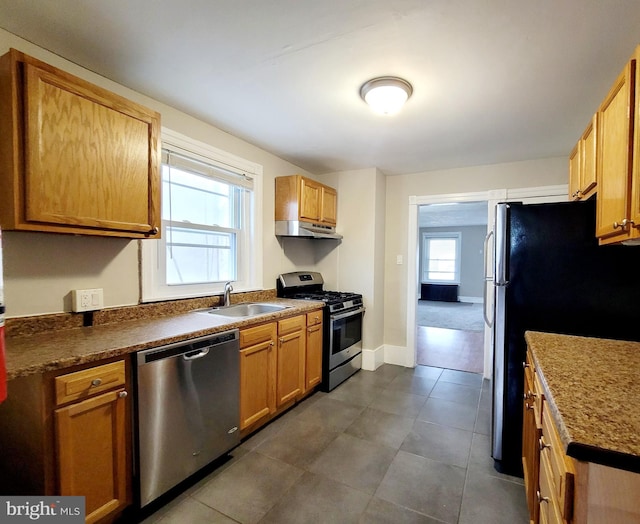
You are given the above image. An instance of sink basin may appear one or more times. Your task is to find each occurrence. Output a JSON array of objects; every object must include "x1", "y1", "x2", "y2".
[{"x1": 203, "y1": 303, "x2": 290, "y2": 318}]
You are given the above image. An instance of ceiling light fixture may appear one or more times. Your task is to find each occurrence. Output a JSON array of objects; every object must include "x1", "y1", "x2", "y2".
[{"x1": 360, "y1": 76, "x2": 413, "y2": 115}]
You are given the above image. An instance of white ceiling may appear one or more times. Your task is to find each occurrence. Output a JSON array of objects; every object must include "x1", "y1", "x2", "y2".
[{"x1": 2, "y1": 1, "x2": 640, "y2": 176}]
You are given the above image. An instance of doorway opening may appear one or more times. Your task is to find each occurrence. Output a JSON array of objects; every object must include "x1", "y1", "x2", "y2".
[{"x1": 416, "y1": 201, "x2": 488, "y2": 374}]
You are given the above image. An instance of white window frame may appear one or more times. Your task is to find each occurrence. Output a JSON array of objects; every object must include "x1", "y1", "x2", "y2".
[
  {"x1": 141, "y1": 128, "x2": 263, "y2": 302},
  {"x1": 421, "y1": 232, "x2": 462, "y2": 284}
]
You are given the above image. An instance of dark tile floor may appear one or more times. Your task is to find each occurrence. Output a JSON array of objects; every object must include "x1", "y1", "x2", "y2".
[{"x1": 141, "y1": 364, "x2": 528, "y2": 524}]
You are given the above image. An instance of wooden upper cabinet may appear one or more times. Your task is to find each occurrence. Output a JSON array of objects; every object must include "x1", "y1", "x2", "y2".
[
  {"x1": 569, "y1": 114, "x2": 598, "y2": 201},
  {"x1": 595, "y1": 55, "x2": 637, "y2": 244},
  {"x1": 320, "y1": 185, "x2": 337, "y2": 225},
  {"x1": 569, "y1": 142, "x2": 582, "y2": 201},
  {"x1": 0, "y1": 48, "x2": 161, "y2": 238},
  {"x1": 275, "y1": 174, "x2": 338, "y2": 226}
]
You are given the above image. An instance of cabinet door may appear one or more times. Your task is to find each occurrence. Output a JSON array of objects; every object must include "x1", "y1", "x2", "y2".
[
  {"x1": 522, "y1": 370, "x2": 542, "y2": 524},
  {"x1": 239, "y1": 336, "x2": 276, "y2": 430},
  {"x1": 580, "y1": 114, "x2": 598, "y2": 199},
  {"x1": 13, "y1": 53, "x2": 161, "y2": 238},
  {"x1": 596, "y1": 60, "x2": 635, "y2": 243},
  {"x1": 55, "y1": 388, "x2": 129, "y2": 524},
  {"x1": 568, "y1": 142, "x2": 581, "y2": 201},
  {"x1": 276, "y1": 327, "x2": 305, "y2": 406},
  {"x1": 299, "y1": 177, "x2": 321, "y2": 222},
  {"x1": 320, "y1": 186, "x2": 337, "y2": 225},
  {"x1": 305, "y1": 321, "x2": 323, "y2": 391}
]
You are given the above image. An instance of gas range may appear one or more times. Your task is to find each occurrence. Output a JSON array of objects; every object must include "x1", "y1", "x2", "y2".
[
  {"x1": 276, "y1": 272, "x2": 363, "y2": 312},
  {"x1": 285, "y1": 291, "x2": 363, "y2": 313},
  {"x1": 276, "y1": 271, "x2": 365, "y2": 391}
]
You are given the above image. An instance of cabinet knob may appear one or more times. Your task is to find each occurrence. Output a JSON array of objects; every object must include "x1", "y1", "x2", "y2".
[
  {"x1": 525, "y1": 403, "x2": 534, "y2": 411},
  {"x1": 150, "y1": 226, "x2": 159, "y2": 235},
  {"x1": 613, "y1": 218, "x2": 635, "y2": 229},
  {"x1": 522, "y1": 361, "x2": 529, "y2": 369},
  {"x1": 118, "y1": 391, "x2": 128, "y2": 398},
  {"x1": 90, "y1": 378, "x2": 102, "y2": 387},
  {"x1": 536, "y1": 491, "x2": 550, "y2": 504}
]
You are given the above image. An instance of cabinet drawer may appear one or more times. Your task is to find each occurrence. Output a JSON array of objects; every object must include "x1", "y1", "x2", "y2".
[
  {"x1": 539, "y1": 451, "x2": 564, "y2": 524},
  {"x1": 541, "y1": 408, "x2": 575, "y2": 520},
  {"x1": 55, "y1": 361, "x2": 125, "y2": 406},
  {"x1": 278, "y1": 315, "x2": 306, "y2": 336},
  {"x1": 240, "y1": 323, "x2": 276, "y2": 348},
  {"x1": 306, "y1": 310, "x2": 323, "y2": 327}
]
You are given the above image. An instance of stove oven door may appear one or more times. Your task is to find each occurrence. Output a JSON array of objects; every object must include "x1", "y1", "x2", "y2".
[{"x1": 328, "y1": 306, "x2": 365, "y2": 369}]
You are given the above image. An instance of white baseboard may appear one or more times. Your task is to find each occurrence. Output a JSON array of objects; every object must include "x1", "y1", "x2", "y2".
[
  {"x1": 383, "y1": 345, "x2": 414, "y2": 368},
  {"x1": 458, "y1": 295, "x2": 483, "y2": 304},
  {"x1": 361, "y1": 346, "x2": 385, "y2": 371}
]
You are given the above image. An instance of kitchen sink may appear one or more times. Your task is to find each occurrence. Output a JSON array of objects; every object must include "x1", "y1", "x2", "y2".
[{"x1": 201, "y1": 303, "x2": 290, "y2": 318}]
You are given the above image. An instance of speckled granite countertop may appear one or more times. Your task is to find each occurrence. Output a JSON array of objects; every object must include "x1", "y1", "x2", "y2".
[
  {"x1": 5, "y1": 298, "x2": 324, "y2": 380},
  {"x1": 525, "y1": 330, "x2": 640, "y2": 473}
]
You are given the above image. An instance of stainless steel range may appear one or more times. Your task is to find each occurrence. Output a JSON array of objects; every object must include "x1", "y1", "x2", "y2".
[{"x1": 277, "y1": 271, "x2": 364, "y2": 391}]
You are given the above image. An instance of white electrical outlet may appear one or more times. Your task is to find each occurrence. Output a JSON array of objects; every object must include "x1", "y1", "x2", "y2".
[{"x1": 72, "y1": 288, "x2": 104, "y2": 312}]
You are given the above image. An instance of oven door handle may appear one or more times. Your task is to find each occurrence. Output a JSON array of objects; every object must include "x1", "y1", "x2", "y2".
[{"x1": 330, "y1": 307, "x2": 365, "y2": 321}]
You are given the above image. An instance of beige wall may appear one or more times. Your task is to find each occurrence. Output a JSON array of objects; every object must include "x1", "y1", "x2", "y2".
[
  {"x1": 328, "y1": 168, "x2": 386, "y2": 352},
  {"x1": 383, "y1": 157, "x2": 567, "y2": 348},
  {"x1": 0, "y1": 29, "x2": 319, "y2": 317}
]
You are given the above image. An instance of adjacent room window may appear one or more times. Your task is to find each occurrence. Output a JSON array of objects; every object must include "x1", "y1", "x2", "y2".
[
  {"x1": 421, "y1": 232, "x2": 461, "y2": 283},
  {"x1": 141, "y1": 129, "x2": 263, "y2": 301}
]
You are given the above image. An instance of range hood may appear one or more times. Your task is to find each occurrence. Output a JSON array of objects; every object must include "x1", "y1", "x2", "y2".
[{"x1": 275, "y1": 220, "x2": 343, "y2": 240}]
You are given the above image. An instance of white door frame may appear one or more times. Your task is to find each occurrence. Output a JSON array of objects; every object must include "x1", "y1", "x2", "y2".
[{"x1": 406, "y1": 185, "x2": 567, "y2": 378}]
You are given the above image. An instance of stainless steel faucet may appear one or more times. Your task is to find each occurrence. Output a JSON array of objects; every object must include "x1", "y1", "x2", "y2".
[{"x1": 223, "y1": 281, "x2": 233, "y2": 306}]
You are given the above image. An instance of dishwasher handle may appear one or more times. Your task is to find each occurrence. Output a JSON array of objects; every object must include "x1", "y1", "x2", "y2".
[{"x1": 183, "y1": 347, "x2": 210, "y2": 361}]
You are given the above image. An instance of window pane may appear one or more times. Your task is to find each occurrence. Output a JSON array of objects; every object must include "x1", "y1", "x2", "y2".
[
  {"x1": 424, "y1": 235, "x2": 458, "y2": 282},
  {"x1": 165, "y1": 226, "x2": 236, "y2": 285},
  {"x1": 429, "y1": 239, "x2": 456, "y2": 259},
  {"x1": 162, "y1": 165, "x2": 233, "y2": 227}
]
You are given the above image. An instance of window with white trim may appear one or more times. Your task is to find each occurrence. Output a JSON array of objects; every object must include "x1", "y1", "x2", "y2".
[
  {"x1": 141, "y1": 129, "x2": 262, "y2": 301},
  {"x1": 421, "y1": 232, "x2": 461, "y2": 283}
]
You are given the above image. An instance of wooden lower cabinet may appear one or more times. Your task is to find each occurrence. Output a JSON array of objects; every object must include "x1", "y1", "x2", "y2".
[
  {"x1": 239, "y1": 323, "x2": 277, "y2": 430},
  {"x1": 305, "y1": 311, "x2": 323, "y2": 392},
  {"x1": 0, "y1": 357, "x2": 132, "y2": 524},
  {"x1": 239, "y1": 310, "x2": 323, "y2": 434},
  {"x1": 276, "y1": 315, "x2": 306, "y2": 405},
  {"x1": 523, "y1": 347, "x2": 640, "y2": 524},
  {"x1": 522, "y1": 354, "x2": 542, "y2": 524},
  {"x1": 55, "y1": 388, "x2": 129, "y2": 524}
]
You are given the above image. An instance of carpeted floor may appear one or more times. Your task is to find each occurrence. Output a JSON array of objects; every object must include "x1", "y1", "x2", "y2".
[{"x1": 416, "y1": 300, "x2": 485, "y2": 332}]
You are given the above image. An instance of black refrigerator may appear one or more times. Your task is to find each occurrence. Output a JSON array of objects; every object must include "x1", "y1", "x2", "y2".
[{"x1": 488, "y1": 199, "x2": 640, "y2": 476}]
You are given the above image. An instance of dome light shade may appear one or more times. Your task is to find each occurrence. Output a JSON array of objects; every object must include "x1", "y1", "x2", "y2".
[{"x1": 360, "y1": 76, "x2": 413, "y2": 115}]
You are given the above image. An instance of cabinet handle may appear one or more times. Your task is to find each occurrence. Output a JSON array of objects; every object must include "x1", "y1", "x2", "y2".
[
  {"x1": 536, "y1": 491, "x2": 550, "y2": 504},
  {"x1": 118, "y1": 391, "x2": 128, "y2": 398},
  {"x1": 90, "y1": 378, "x2": 102, "y2": 387},
  {"x1": 539, "y1": 437, "x2": 551, "y2": 451},
  {"x1": 613, "y1": 218, "x2": 635, "y2": 229}
]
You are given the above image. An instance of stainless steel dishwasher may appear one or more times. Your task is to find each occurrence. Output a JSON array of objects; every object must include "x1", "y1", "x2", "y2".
[{"x1": 135, "y1": 329, "x2": 240, "y2": 507}]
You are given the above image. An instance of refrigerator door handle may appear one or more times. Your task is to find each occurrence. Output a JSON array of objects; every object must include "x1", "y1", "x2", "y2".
[
  {"x1": 483, "y1": 230, "x2": 495, "y2": 328},
  {"x1": 494, "y1": 203, "x2": 510, "y2": 287}
]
